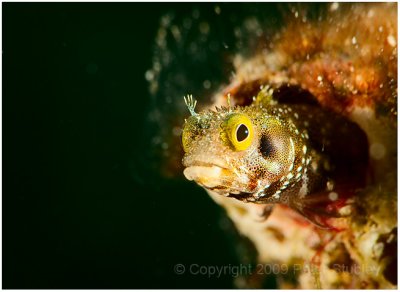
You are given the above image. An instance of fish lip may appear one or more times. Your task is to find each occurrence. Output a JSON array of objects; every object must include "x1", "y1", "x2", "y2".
[
  {"x1": 183, "y1": 163, "x2": 255, "y2": 196},
  {"x1": 182, "y1": 159, "x2": 235, "y2": 191},
  {"x1": 182, "y1": 155, "x2": 231, "y2": 171},
  {"x1": 188, "y1": 160, "x2": 230, "y2": 170}
]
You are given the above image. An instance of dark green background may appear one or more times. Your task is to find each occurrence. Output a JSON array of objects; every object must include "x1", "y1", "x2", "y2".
[{"x1": 3, "y1": 3, "x2": 294, "y2": 288}]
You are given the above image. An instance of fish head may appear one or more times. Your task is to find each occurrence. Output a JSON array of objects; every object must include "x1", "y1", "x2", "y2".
[{"x1": 181, "y1": 96, "x2": 307, "y2": 199}]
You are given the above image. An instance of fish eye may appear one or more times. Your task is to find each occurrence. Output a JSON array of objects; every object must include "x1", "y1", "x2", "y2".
[
  {"x1": 223, "y1": 113, "x2": 254, "y2": 151},
  {"x1": 236, "y1": 124, "x2": 249, "y2": 142}
]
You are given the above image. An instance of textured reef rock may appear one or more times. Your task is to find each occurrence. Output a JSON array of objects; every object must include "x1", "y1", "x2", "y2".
[{"x1": 148, "y1": 3, "x2": 397, "y2": 289}]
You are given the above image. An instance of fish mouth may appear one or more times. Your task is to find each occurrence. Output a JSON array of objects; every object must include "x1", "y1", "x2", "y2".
[{"x1": 183, "y1": 158, "x2": 234, "y2": 191}]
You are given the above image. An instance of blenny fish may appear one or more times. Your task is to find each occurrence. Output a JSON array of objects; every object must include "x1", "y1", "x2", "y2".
[
  {"x1": 182, "y1": 86, "x2": 368, "y2": 228},
  {"x1": 148, "y1": 2, "x2": 396, "y2": 288}
]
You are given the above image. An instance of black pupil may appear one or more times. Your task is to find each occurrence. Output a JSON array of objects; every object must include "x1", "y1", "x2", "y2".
[{"x1": 236, "y1": 124, "x2": 249, "y2": 142}]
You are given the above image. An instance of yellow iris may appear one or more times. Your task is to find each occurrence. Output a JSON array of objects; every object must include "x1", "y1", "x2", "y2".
[{"x1": 223, "y1": 113, "x2": 254, "y2": 151}]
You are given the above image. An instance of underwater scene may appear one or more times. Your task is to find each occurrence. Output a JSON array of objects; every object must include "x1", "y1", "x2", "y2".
[{"x1": 3, "y1": 2, "x2": 397, "y2": 289}]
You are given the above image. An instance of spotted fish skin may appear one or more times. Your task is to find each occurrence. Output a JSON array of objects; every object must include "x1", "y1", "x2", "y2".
[{"x1": 182, "y1": 89, "x2": 368, "y2": 227}]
